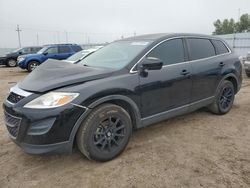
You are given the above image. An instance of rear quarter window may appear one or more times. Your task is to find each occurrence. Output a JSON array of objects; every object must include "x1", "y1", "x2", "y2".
[
  {"x1": 212, "y1": 40, "x2": 229, "y2": 55},
  {"x1": 187, "y1": 38, "x2": 216, "y2": 61}
]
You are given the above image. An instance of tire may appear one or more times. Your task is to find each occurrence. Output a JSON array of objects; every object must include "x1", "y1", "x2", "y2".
[
  {"x1": 208, "y1": 80, "x2": 235, "y2": 115},
  {"x1": 27, "y1": 61, "x2": 39, "y2": 72},
  {"x1": 6, "y1": 59, "x2": 17, "y2": 67},
  {"x1": 76, "y1": 103, "x2": 132, "y2": 161},
  {"x1": 246, "y1": 72, "x2": 250, "y2": 78}
]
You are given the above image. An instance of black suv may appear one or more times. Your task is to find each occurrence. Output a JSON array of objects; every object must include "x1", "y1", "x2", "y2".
[
  {"x1": 0, "y1": 46, "x2": 42, "y2": 67},
  {"x1": 3, "y1": 33, "x2": 242, "y2": 161}
]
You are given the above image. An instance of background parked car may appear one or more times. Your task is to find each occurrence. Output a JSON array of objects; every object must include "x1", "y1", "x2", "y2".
[
  {"x1": 64, "y1": 46, "x2": 103, "y2": 63},
  {"x1": 17, "y1": 44, "x2": 82, "y2": 72},
  {"x1": 0, "y1": 46, "x2": 42, "y2": 67},
  {"x1": 244, "y1": 51, "x2": 250, "y2": 77}
]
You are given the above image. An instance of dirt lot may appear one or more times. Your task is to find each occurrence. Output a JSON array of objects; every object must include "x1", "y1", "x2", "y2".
[{"x1": 0, "y1": 66, "x2": 250, "y2": 188}]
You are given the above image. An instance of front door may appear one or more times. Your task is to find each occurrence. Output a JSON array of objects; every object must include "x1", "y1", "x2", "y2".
[
  {"x1": 44, "y1": 46, "x2": 59, "y2": 60},
  {"x1": 139, "y1": 38, "x2": 192, "y2": 118}
]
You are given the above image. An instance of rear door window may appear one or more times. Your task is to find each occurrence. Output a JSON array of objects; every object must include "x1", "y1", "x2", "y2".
[
  {"x1": 187, "y1": 38, "x2": 216, "y2": 60},
  {"x1": 72, "y1": 45, "x2": 82, "y2": 52},
  {"x1": 212, "y1": 40, "x2": 229, "y2": 55},
  {"x1": 59, "y1": 46, "x2": 71, "y2": 53},
  {"x1": 146, "y1": 39, "x2": 185, "y2": 65}
]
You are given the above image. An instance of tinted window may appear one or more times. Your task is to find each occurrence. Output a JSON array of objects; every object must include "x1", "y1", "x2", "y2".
[
  {"x1": 187, "y1": 38, "x2": 216, "y2": 60},
  {"x1": 59, "y1": 46, "x2": 71, "y2": 53},
  {"x1": 46, "y1": 47, "x2": 58, "y2": 54},
  {"x1": 20, "y1": 48, "x2": 31, "y2": 54},
  {"x1": 30, "y1": 47, "x2": 39, "y2": 53},
  {"x1": 72, "y1": 45, "x2": 82, "y2": 52},
  {"x1": 146, "y1": 39, "x2": 185, "y2": 65},
  {"x1": 212, "y1": 40, "x2": 229, "y2": 55}
]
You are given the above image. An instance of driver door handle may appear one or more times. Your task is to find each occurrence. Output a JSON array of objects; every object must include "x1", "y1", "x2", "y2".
[
  {"x1": 219, "y1": 62, "x2": 225, "y2": 67},
  {"x1": 180, "y1": 69, "x2": 190, "y2": 76}
]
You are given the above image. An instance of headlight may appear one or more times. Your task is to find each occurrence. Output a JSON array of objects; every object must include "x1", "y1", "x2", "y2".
[
  {"x1": 24, "y1": 92, "x2": 79, "y2": 109},
  {"x1": 17, "y1": 57, "x2": 25, "y2": 62}
]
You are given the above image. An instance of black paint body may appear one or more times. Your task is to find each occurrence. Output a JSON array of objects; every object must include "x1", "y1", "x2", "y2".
[{"x1": 2, "y1": 33, "x2": 242, "y2": 154}]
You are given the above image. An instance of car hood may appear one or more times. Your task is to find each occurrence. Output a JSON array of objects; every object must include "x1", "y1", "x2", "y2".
[
  {"x1": 1, "y1": 52, "x2": 17, "y2": 58},
  {"x1": 19, "y1": 59, "x2": 114, "y2": 93}
]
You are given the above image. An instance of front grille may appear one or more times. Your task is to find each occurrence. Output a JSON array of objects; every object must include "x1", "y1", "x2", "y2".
[
  {"x1": 4, "y1": 111, "x2": 22, "y2": 138},
  {"x1": 7, "y1": 92, "x2": 25, "y2": 104}
]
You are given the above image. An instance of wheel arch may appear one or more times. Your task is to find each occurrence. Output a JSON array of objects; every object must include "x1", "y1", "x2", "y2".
[
  {"x1": 27, "y1": 58, "x2": 41, "y2": 64},
  {"x1": 216, "y1": 73, "x2": 239, "y2": 95},
  {"x1": 68, "y1": 95, "x2": 142, "y2": 152},
  {"x1": 88, "y1": 95, "x2": 142, "y2": 130}
]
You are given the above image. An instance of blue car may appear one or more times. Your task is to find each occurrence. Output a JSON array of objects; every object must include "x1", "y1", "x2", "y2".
[{"x1": 17, "y1": 44, "x2": 82, "y2": 72}]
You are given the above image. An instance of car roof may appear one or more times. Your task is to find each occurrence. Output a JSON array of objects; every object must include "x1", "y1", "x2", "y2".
[
  {"x1": 120, "y1": 33, "x2": 223, "y2": 42},
  {"x1": 42, "y1": 44, "x2": 80, "y2": 47}
]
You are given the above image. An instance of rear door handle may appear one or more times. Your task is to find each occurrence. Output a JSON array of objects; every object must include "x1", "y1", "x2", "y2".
[
  {"x1": 180, "y1": 69, "x2": 190, "y2": 76},
  {"x1": 219, "y1": 62, "x2": 225, "y2": 67}
]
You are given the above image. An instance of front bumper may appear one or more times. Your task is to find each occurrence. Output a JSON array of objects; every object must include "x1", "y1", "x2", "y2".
[
  {"x1": 3, "y1": 96, "x2": 87, "y2": 154},
  {"x1": 17, "y1": 60, "x2": 27, "y2": 69},
  {"x1": 0, "y1": 57, "x2": 7, "y2": 65},
  {"x1": 244, "y1": 61, "x2": 250, "y2": 73}
]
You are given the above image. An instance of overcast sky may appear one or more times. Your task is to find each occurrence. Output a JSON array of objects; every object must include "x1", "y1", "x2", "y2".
[{"x1": 0, "y1": 0, "x2": 250, "y2": 48}]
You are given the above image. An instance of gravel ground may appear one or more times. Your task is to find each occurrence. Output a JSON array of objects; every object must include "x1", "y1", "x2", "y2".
[{"x1": 0, "y1": 66, "x2": 250, "y2": 188}]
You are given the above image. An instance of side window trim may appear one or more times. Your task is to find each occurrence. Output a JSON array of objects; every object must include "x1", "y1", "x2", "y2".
[
  {"x1": 211, "y1": 39, "x2": 230, "y2": 55},
  {"x1": 130, "y1": 36, "x2": 232, "y2": 73},
  {"x1": 184, "y1": 37, "x2": 231, "y2": 62},
  {"x1": 130, "y1": 37, "x2": 187, "y2": 73},
  {"x1": 146, "y1": 38, "x2": 186, "y2": 66}
]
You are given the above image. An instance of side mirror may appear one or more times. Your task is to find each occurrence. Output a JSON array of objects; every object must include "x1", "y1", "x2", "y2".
[
  {"x1": 139, "y1": 57, "x2": 163, "y2": 77},
  {"x1": 18, "y1": 51, "x2": 23, "y2": 55},
  {"x1": 43, "y1": 52, "x2": 48, "y2": 56}
]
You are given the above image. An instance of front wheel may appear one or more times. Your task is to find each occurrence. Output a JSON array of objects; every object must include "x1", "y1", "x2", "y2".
[
  {"x1": 208, "y1": 80, "x2": 235, "y2": 115},
  {"x1": 76, "y1": 103, "x2": 132, "y2": 161},
  {"x1": 27, "y1": 61, "x2": 39, "y2": 72}
]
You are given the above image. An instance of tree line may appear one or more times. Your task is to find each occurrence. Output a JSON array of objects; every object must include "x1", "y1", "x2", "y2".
[{"x1": 213, "y1": 13, "x2": 250, "y2": 35}]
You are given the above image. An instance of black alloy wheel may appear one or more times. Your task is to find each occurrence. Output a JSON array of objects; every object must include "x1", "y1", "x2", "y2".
[{"x1": 76, "y1": 103, "x2": 132, "y2": 161}]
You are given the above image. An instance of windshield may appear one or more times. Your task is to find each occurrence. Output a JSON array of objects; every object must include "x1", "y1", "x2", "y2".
[
  {"x1": 78, "y1": 41, "x2": 150, "y2": 69},
  {"x1": 37, "y1": 47, "x2": 48, "y2": 54},
  {"x1": 67, "y1": 50, "x2": 91, "y2": 61},
  {"x1": 12, "y1": 48, "x2": 22, "y2": 53}
]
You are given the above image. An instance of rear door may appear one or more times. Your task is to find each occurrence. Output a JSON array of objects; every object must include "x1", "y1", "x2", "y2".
[
  {"x1": 139, "y1": 38, "x2": 192, "y2": 118},
  {"x1": 58, "y1": 46, "x2": 73, "y2": 60},
  {"x1": 186, "y1": 38, "x2": 222, "y2": 103}
]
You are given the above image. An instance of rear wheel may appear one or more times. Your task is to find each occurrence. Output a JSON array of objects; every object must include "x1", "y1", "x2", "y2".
[
  {"x1": 208, "y1": 80, "x2": 235, "y2": 115},
  {"x1": 6, "y1": 59, "x2": 17, "y2": 67},
  {"x1": 76, "y1": 103, "x2": 132, "y2": 161},
  {"x1": 27, "y1": 61, "x2": 39, "y2": 72}
]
